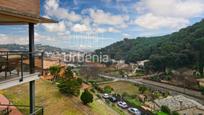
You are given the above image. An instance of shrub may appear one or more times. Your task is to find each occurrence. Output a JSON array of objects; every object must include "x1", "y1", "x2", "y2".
[
  {"x1": 161, "y1": 105, "x2": 171, "y2": 114},
  {"x1": 90, "y1": 88, "x2": 95, "y2": 93},
  {"x1": 80, "y1": 90, "x2": 93, "y2": 105},
  {"x1": 172, "y1": 111, "x2": 179, "y2": 115},
  {"x1": 139, "y1": 86, "x2": 147, "y2": 94},
  {"x1": 104, "y1": 85, "x2": 113, "y2": 94},
  {"x1": 96, "y1": 94, "x2": 101, "y2": 99}
]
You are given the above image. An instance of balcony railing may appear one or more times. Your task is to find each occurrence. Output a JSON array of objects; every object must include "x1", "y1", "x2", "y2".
[
  {"x1": 0, "y1": 104, "x2": 43, "y2": 115},
  {"x1": 0, "y1": 51, "x2": 44, "y2": 84}
]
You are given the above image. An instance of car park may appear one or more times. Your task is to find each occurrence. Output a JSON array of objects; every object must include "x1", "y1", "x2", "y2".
[
  {"x1": 117, "y1": 101, "x2": 128, "y2": 108},
  {"x1": 102, "y1": 93, "x2": 110, "y2": 99},
  {"x1": 109, "y1": 96, "x2": 117, "y2": 102},
  {"x1": 128, "y1": 107, "x2": 141, "y2": 115}
]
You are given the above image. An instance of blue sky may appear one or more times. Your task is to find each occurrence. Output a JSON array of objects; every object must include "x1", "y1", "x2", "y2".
[{"x1": 0, "y1": 0, "x2": 204, "y2": 51}]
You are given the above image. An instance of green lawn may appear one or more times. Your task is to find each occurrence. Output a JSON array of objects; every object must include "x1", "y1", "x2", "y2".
[
  {"x1": 1, "y1": 80, "x2": 117, "y2": 115},
  {"x1": 100, "y1": 81, "x2": 140, "y2": 95},
  {"x1": 157, "y1": 111, "x2": 168, "y2": 115},
  {"x1": 124, "y1": 96, "x2": 142, "y2": 107}
]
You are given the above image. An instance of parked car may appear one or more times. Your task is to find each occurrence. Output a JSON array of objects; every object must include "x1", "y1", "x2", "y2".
[
  {"x1": 117, "y1": 101, "x2": 128, "y2": 108},
  {"x1": 128, "y1": 107, "x2": 141, "y2": 115},
  {"x1": 102, "y1": 93, "x2": 110, "y2": 99},
  {"x1": 109, "y1": 96, "x2": 117, "y2": 102}
]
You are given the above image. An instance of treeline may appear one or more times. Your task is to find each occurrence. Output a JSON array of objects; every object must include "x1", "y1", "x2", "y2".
[{"x1": 96, "y1": 19, "x2": 204, "y2": 75}]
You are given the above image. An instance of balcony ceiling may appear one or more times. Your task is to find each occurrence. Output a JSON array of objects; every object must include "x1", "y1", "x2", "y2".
[{"x1": 0, "y1": 6, "x2": 57, "y2": 25}]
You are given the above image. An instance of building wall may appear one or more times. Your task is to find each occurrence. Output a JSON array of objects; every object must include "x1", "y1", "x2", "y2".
[{"x1": 0, "y1": 0, "x2": 40, "y2": 16}]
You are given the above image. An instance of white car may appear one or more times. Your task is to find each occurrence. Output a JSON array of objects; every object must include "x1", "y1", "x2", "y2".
[
  {"x1": 102, "y1": 93, "x2": 109, "y2": 99},
  {"x1": 128, "y1": 107, "x2": 141, "y2": 115},
  {"x1": 117, "y1": 101, "x2": 128, "y2": 108}
]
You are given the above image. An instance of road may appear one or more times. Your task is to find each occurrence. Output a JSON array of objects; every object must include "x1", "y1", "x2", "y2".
[{"x1": 98, "y1": 74, "x2": 204, "y2": 104}]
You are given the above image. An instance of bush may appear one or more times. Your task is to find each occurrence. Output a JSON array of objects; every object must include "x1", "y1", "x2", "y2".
[
  {"x1": 103, "y1": 85, "x2": 113, "y2": 94},
  {"x1": 80, "y1": 90, "x2": 93, "y2": 105},
  {"x1": 90, "y1": 88, "x2": 95, "y2": 93},
  {"x1": 96, "y1": 94, "x2": 101, "y2": 99},
  {"x1": 161, "y1": 105, "x2": 171, "y2": 114},
  {"x1": 172, "y1": 111, "x2": 179, "y2": 115},
  {"x1": 139, "y1": 86, "x2": 147, "y2": 94}
]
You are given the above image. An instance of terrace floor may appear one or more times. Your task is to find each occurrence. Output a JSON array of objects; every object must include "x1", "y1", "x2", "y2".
[{"x1": 0, "y1": 71, "x2": 39, "y2": 90}]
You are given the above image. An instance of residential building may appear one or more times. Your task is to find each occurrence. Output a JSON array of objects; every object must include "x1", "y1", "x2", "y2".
[
  {"x1": 0, "y1": 0, "x2": 56, "y2": 114},
  {"x1": 154, "y1": 95, "x2": 204, "y2": 115}
]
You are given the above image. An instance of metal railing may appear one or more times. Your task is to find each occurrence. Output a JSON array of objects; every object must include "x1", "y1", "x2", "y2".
[
  {"x1": 0, "y1": 51, "x2": 44, "y2": 82},
  {"x1": 0, "y1": 104, "x2": 43, "y2": 115}
]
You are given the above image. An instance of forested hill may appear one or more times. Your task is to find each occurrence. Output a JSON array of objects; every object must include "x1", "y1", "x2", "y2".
[{"x1": 96, "y1": 19, "x2": 204, "y2": 71}]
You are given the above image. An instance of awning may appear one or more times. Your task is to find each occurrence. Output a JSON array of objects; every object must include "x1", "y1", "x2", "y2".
[{"x1": 0, "y1": 6, "x2": 57, "y2": 25}]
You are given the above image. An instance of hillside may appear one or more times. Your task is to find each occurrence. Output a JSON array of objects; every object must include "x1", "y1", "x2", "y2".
[
  {"x1": 96, "y1": 19, "x2": 204, "y2": 72},
  {"x1": 2, "y1": 80, "x2": 117, "y2": 115},
  {"x1": 0, "y1": 44, "x2": 62, "y2": 52}
]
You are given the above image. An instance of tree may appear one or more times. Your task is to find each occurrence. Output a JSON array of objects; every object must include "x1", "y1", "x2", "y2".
[
  {"x1": 192, "y1": 38, "x2": 204, "y2": 77},
  {"x1": 104, "y1": 85, "x2": 113, "y2": 94},
  {"x1": 80, "y1": 90, "x2": 93, "y2": 105},
  {"x1": 161, "y1": 105, "x2": 171, "y2": 114},
  {"x1": 57, "y1": 79, "x2": 81, "y2": 96},
  {"x1": 49, "y1": 65, "x2": 60, "y2": 82},
  {"x1": 64, "y1": 67, "x2": 74, "y2": 80},
  {"x1": 57, "y1": 67, "x2": 82, "y2": 96}
]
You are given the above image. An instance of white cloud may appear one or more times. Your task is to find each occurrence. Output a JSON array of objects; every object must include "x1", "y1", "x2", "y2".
[
  {"x1": 44, "y1": 0, "x2": 81, "y2": 22},
  {"x1": 72, "y1": 24, "x2": 90, "y2": 32},
  {"x1": 95, "y1": 28, "x2": 107, "y2": 33},
  {"x1": 134, "y1": 13, "x2": 190, "y2": 29},
  {"x1": 95, "y1": 27, "x2": 120, "y2": 33},
  {"x1": 0, "y1": 34, "x2": 28, "y2": 45},
  {"x1": 134, "y1": 0, "x2": 204, "y2": 18},
  {"x1": 133, "y1": 0, "x2": 204, "y2": 29},
  {"x1": 42, "y1": 21, "x2": 66, "y2": 32},
  {"x1": 84, "y1": 9, "x2": 129, "y2": 26},
  {"x1": 107, "y1": 27, "x2": 120, "y2": 33}
]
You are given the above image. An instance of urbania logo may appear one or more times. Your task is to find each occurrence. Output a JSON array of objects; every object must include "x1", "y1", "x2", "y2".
[{"x1": 63, "y1": 52, "x2": 109, "y2": 63}]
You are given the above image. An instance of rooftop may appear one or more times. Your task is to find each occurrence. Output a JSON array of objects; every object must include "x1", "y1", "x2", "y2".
[
  {"x1": 0, "y1": 4, "x2": 56, "y2": 25},
  {"x1": 154, "y1": 95, "x2": 204, "y2": 111}
]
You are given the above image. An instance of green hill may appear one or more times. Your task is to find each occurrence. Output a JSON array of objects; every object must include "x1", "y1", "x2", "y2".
[{"x1": 96, "y1": 19, "x2": 204, "y2": 73}]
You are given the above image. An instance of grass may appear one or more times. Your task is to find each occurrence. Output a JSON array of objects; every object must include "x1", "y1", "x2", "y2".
[
  {"x1": 100, "y1": 81, "x2": 140, "y2": 95},
  {"x1": 1, "y1": 79, "x2": 117, "y2": 115},
  {"x1": 157, "y1": 111, "x2": 168, "y2": 115},
  {"x1": 110, "y1": 104, "x2": 126, "y2": 115},
  {"x1": 124, "y1": 96, "x2": 142, "y2": 107}
]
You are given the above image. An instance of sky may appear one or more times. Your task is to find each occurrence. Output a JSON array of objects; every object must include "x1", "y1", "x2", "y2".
[{"x1": 0, "y1": 0, "x2": 204, "y2": 51}]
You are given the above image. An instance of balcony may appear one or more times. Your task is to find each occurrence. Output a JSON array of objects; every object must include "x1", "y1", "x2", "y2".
[{"x1": 0, "y1": 51, "x2": 43, "y2": 90}]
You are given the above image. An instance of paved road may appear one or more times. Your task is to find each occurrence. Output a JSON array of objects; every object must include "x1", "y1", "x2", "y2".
[{"x1": 98, "y1": 74, "x2": 204, "y2": 104}]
